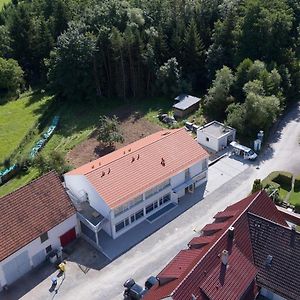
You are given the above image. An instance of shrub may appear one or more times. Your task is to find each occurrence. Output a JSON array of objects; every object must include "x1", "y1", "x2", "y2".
[
  {"x1": 294, "y1": 203, "x2": 300, "y2": 214},
  {"x1": 252, "y1": 179, "x2": 263, "y2": 193},
  {"x1": 294, "y1": 175, "x2": 300, "y2": 192},
  {"x1": 273, "y1": 172, "x2": 293, "y2": 191}
]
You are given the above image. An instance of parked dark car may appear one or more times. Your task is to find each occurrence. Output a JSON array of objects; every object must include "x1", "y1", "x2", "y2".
[{"x1": 123, "y1": 276, "x2": 159, "y2": 300}]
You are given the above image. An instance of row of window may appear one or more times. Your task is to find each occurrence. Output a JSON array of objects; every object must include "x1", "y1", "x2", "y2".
[
  {"x1": 114, "y1": 194, "x2": 143, "y2": 217},
  {"x1": 115, "y1": 209, "x2": 144, "y2": 232},
  {"x1": 145, "y1": 179, "x2": 170, "y2": 199},
  {"x1": 115, "y1": 193, "x2": 172, "y2": 233},
  {"x1": 145, "y1": 194, "x2": 171, "y2": 214}
]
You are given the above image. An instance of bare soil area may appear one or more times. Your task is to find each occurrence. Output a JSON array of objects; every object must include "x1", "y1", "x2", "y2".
[{"x1": 66, "y1": 113, "x2": 162, "y2": 168}]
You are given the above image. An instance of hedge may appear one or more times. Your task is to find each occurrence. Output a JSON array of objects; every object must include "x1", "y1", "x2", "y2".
[
  {"x1": 294, "y1": 175, "x2": 300, "y2": 192},
  {"x1": 262, "y1": 171, "x2": 293, "y2": 191}
]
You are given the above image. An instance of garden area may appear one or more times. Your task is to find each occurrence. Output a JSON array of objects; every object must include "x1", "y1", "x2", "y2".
[
  {"x1": 261, "y1": 171, "x2": 300, "y2": 213},
  {"x1": 0, "y1": 92, "x2": 207, "y2": 196}
]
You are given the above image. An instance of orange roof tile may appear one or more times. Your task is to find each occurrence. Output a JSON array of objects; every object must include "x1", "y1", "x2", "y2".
[
  {"x1": 0, "y1": 171, "x2": 75, "y2": 261},
  {"x1": 66, "y1": 128, "x2": 209, "y2": 209}
]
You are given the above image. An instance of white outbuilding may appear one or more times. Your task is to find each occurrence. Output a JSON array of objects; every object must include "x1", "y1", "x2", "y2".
[
  {"x1": 0, "y1": 171, "x2": 79, "y2": 291},
  {"x1": 197, "y1": 121, "x2": 236, "y2": 152}
]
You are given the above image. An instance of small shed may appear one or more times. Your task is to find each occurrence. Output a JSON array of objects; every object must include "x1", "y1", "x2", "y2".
[
  {"x1": 197, "y1": 121, "x2": 236, "y2": 152},
  {"x1": 173, "y1": 94, "x2": 200, "y2": 118}
]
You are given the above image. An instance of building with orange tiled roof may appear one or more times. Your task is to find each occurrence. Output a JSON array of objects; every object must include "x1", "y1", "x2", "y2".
[{"x1": 64, "y1": 128, "x2": 209, "y2": 245}]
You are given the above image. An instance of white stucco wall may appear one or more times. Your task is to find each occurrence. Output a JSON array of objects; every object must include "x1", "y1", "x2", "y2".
[
  {"x1": 171, "y1": 170, "x2": 186, "y2": 198},
  {"x1": 0, "y1": 214, "x2": 78, "y2": 289},
  {"x1": 197, "y1": 132, "x2": 219, "y2": 152},
  {"x1": 64, "y1": 175, "x2": 110, "y2": 219},
  {"x1": 197, "y1": 127, "x2": 236, "y2": 152}
]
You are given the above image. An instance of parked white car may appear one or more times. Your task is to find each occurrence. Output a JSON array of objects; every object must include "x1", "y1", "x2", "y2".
[{"x1": 230, "y1": 141, "x2": 257, "y2": 160}]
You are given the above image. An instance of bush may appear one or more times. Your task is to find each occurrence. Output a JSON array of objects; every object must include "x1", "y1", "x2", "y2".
[
  {"x1": 294, "y1": 175, "x2": 300, "y2": 192},
  {"x1": 262, "y1": 171, "x2": 292, "y2": 191},
  {"x1": 273, "y1": 172, "x2": 293, "y2": 191},
  {"x1": 294, "y1": 203, "x2": 300, "y2": 214},
  {"x1": 252, "y1": 179, "x2": 263, "y2": 193}
]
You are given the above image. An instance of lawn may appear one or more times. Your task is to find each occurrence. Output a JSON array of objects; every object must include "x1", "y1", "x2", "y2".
[
  {"x1": 0, "y1": 0, "x2": 10, "y2": 9},
  {"x1": 279, "y1": 187, "x2": 289, "y2": 201},
  {"x1": 0, "y1": 91, "x2": 53, "y2": 163},
  {"x1": 0, "y1": 95, "x2": 206, "y2": 196},
  {"x1": 0, "y1": 168, "x2": 39, "y2": 197},
  {"x1": 288, "y1": 190, "x2": 300, "y2": 206}
]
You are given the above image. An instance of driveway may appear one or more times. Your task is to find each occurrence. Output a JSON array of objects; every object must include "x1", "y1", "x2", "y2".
[{"x1": 2, "y1": 102, "x2": 300, "y2": 300}]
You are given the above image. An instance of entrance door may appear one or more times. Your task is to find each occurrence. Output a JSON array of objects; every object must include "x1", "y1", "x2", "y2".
[{"x1": 60, "y1": 227, "x2": 76, "y2": 247}]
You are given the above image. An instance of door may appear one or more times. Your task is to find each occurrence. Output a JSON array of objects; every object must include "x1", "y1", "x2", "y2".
[
  {"x1": 60, "y1": 227, "x2": 76, "y2": 247},
  {"x1": 3, "y1": 251, "x2": 31, "y2": 284}
]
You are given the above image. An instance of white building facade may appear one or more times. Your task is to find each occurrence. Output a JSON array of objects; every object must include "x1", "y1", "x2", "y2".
[
  {"x1": 0, "y1": 171, "x2": 80, "y2": 291},
  {"x1": 0, "y1": 214, "x2": 79, "y2": 290},
  {"x1": 197, "y1": 121, "x2": 236, "y2": 152},
  {"x1": 64, "y1": 128, "x2": 209, "y2": 248},
  {"x1": 65, "y1": 158, "x2": 208, "y2": 243}
]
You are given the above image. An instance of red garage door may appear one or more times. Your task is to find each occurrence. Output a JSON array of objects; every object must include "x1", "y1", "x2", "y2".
[{"x1": 60, "y1": 227, "x2": 76, "y2": 247}]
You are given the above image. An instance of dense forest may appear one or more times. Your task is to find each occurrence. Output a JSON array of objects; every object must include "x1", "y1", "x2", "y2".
[{"x1": 1, "y1": 0, "x2": 300, "y2": 135}]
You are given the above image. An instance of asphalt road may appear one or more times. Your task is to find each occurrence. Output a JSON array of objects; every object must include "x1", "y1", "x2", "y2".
[{"x1": 11, "y1": 102, "x2": 300, "y2": 300}]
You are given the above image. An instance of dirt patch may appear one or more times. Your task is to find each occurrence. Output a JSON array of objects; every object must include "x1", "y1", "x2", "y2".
[{"x1": 66, "y1": 114, "x2": 162, "y2": 168}]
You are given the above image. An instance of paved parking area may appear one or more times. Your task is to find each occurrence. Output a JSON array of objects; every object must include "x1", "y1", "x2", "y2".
[{"x1": 205, "y1": 155, "x2": 251, "y2": 195}]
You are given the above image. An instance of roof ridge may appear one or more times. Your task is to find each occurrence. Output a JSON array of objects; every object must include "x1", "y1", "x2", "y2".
[
  {"x1": 0, "y1": 170, "x2": 58, "y2": 201},
  {"x1": 170, "y1": 191, "x2": 262, "y2": 297},
  {"x1": 248, "y1": 211, "x2": 290, "y2": 229},
  {"x1": 83, "y1": 128, "x2": 183, "y2": 176}
]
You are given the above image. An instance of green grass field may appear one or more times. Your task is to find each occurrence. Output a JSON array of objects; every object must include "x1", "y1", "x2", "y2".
[
  {"x1": 288, "y1": 190, "x2": 300, "y2": 206},
  {"x1": 0, "y1": 94, "x2": 206, "y2": 196},
  {"x1": 0, "y1": 168, "x2": 39, "y2": 197},
  {"x1": 0, "y1": 91, "x2": 52, "y2": 163},
  {"x1": 0, "y1": 0, "x2": 10, "y2": 9}
]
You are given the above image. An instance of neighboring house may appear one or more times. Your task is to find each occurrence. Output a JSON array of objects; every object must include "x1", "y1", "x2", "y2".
[
  {"x1": 144, "y1": 190, "x2": 300, "y2": 300},
  {"x1": 64, "y1": 128, "x2": 209, "y2": 248},
  {"x1": 173, "y1": 94, "x2": 200, "y2": 118},
  {"x1": 0, "y1": 171, "x2": 79, "y2": 291},
  {"x1": 197, "y1": 120, "x2": 236, "y2": 152}
]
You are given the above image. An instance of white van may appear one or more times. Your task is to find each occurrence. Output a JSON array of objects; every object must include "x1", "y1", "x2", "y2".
[{"x1": 230, "y1": 141, "x2": 257, "y2": 160}]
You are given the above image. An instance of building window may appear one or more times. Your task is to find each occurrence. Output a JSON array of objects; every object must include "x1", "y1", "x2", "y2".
[
  {"x1": 40, "y1": 232, "x2": 48, "y2": 243},
  {"x1": 114, "y1": 194, "x2": 143, "y2": 217},
  {"x1": 163, "y1": 193, "x2": 171, "y2": 203},
  {"x1": 135, "y1": 209, "x2": 144, "y2": 220},
  {"x1": 145, "y1": 179, "x2": 170, "y2": 199},
  {"x1": 115, "y1": 221, "x2": 125, "y2": 232},
  {"x1": 146, "y1": 203, "x2": 154, "y2": 214},
  {"x1": 115, "y1": 217, "x2": 130, "y2": 233},
  {"x1": 206, "y1": 137, "x2": 209, "y2": 142},
  {"x1": 46, "y1": 245, "x2": 52, "y2": 253}
]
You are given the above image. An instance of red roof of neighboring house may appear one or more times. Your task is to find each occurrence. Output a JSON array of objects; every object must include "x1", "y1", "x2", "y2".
[
  {"x1": 0, "y1": 171, "x2": 75, "y2": 262},
  {"x1": 200, "y1": 246, "x2": 257, "y2": 300},
  {"x1": 66, "y1": 128, "x2": 209, "y2": 209},
  {"x1": 144, "y1": 191, "x2": 288, "y2": 300}
]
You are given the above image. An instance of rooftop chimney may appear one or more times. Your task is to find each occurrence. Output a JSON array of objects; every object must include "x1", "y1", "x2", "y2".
[
  {"x1": 131, "y1": 157, "x2": 135, "y2": 163},
  {"x1": 137, "y1": 154, "x2": 140, "y2": 160},
  {"x1": 91, "y1": 165, "x2": 94, "y2": 169},
  {"x1": 221, "y1": 249, "x2": 229, "y2": 265},
  {"x1": 228, "y1": 226, "x2": 234, "y2": 239},
  {"x1": 101, "y1": 171, "x2": 105, "y2": 177},
  {"x1": 108, "y1": 168, "x2": 111, "y2": 174},
  {"x1": 161, "y1": 158, "x2": 165, "y2": 166}
]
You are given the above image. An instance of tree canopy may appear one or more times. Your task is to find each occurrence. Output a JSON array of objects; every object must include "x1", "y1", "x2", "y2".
[{"x1": 0, "y1": 0, "x2": 299, "y2": 136}]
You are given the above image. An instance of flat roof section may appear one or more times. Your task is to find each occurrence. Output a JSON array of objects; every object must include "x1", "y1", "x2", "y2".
[
  {"x1": 173, "y1": 94, "x2": 200, "y2": 111},
  {"x1": 199, "y1": 121, "x2": 234, "y2": 139}
]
